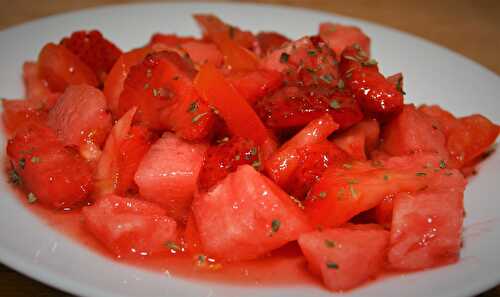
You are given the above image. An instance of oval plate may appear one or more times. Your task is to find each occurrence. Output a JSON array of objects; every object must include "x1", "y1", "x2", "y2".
[{"x1": 0, "y1": 3, "x2": 499, "y2": 297}]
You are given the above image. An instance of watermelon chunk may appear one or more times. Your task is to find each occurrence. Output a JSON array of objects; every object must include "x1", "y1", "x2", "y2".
[
  {"x1": 388, "y1": 169, "x2": 466, "y2": 270},
  {"x1": 192, "y1": 165, "x2": 312, "y2": 261},
  {"x1": 82, "y1": 194, "x2": 177, "y2": 258},
  {"x1": 134, "y1": 132, "x2": 207, "y2": 221},
  {"x1": 298, "y1": 225, "x2": 389, "y2": 291}
]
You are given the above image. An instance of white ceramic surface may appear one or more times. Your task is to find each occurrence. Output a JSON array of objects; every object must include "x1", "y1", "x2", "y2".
[{"x1": 0, "y1": 3, "x2": 499, "y2": 297}]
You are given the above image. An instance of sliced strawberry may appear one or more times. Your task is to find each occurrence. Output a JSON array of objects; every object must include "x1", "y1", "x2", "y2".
[
  {"x1": 255, "y1": 85, "x2": 363, "y2": 130},
  {"x1": 197, "y1": 136, "x2": 260, "y2": 191},
  {"x1": 287, "y1": 141, "x2": 351, "y2": 199},
  {"x1": 339, "y1": 45, "x2": 404, "y2": 118},
  {"x1": 82, "y1": 194, "x2": 177, "y2": 258},
  {"x1": 37, "y1": 43, "x2": 98, "y2": 92},
  {"x1": 7, "y1": 123, "x2": 93, "y2": 209},
  {"x1": 61, "y1": 30, "x2": 122, "y2": 83},
  {"x1": 256, "y1": 31, "x2": 290, "y2": 55},
  {"x1": 47, "y1": 85, "x2": 112, "y2": 152},
  {"x1": 117, "y1": 51, "x2": 215, "y2": 139},
  {"x1": 228, "y1": 69, "x2": 283, "y2": 105},
  {"x1": 319, "y1": 23, "x2": 370, "y2": 57}
]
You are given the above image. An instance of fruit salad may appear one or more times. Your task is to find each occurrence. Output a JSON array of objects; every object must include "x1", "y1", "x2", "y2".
[{"x1": 2, "y1": 14, "x2": 499, "y2": 292}]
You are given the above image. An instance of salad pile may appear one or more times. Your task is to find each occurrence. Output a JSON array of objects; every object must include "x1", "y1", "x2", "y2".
[{"x1": 3, "y1": 14, "x2": 499, "y2": 291}]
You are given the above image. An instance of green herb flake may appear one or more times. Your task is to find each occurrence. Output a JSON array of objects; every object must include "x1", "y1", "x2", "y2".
[
  {"x1": 271, "y1": 219, "x2": 281, "y2": 234},
  {"x1": 337, "y1": 79, "x2": 345, "y2": 89},
  {"x1": 444, "y1": 172, "x2": 454, "y2": 176},
  {"x1": 143, "y1": 83, "x2": 150, "y2": 90},
  {"x1": 329, "y1": 99, "x2": 341, "y2": 109},
  {"x1": 306, "y1": 67, "x2": 316, "y2": 74},
  {"x1": 396, "y1": 76, "x2": 406, "y2": 95},
  {"x1": 250, "y1": 147, "x2": 258, "y2": 156},
  {"x1": 326, "y1": 262, "x2": 339, "y2": 269},
  {"x1": 279, "y1": 52, "x2": 290, "y2": 63},
  {"x1": 383, "y1": 174, "x2": 390, "y2": 181},
  {"x1": 172, "y1": 76, "x2": 180, "y2": 81},
  {"x1": 27, "y1": 192, "x2": 37, "y2": 204},
  {"x1": 252, "y1": 160, "x2": 261, "y2": 170},
  {"x1": 318, "y1": 191, "x2": 327, "y2": 199},
  {"x1": 8, "y1": 170, "x2": 21, "y2": 185},
  {"x1": 165, "y1": 241, "x2": 181, "y2": 252},
  {"x1": 187, "y1": 101, "x2": 199, "y2": 113},
  {"x1": 320, "y1": 74, "x2": 333, "y2": 84},
  {"x1": 349, "y1": 184, "x2": 359, "y2": 198},
  {"x1": 307, "y1": 50, "x2": 317, "y2": 56},
  {"x1": 30, "y1": 156, "x2": 41, "y2": 164},
  {"x1": 415, "y1": 172, "x2": 427, "y2": 177},
  {"x1": 324, "y1": 240, "x2": 336, "y2": 248},
  {"x1": 18, "y1": 158, "x2": 26, "y2": 169},
  {"x1": 439, "y1": 160, "x2": 447, "y2": 169},
  {"x1": 228, "y1": 26, "x2": 235, "y2": 39},
  {"x1": 191, "y1": 112, "x2": 208, "y2": 123},
  {"x1": 197, "y1": 254, "x2": 207, "y2": 265},
  {"x1": 362, "y1": 58, "x2": 378, "y2": 66}
]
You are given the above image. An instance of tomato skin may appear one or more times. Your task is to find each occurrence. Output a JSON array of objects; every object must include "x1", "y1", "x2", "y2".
[
  {"x1": 104, "y1": 47, "x2": 151, "y2": 115},
  {"x1": 194, "y1": 63, "x2": 273, "y2": 145},
  {"x1": 7, "y1": 123, "x2": 93, "y2": 209},
  {"x1": 193, "y1": 14, "x2": 256, "y2": 50},
  {"x1": 37, "y1": 43, "x2": 98, "y2": 92},
  {"x1": 319, "y1": 23, "x2": 370, "y2": 57},
  {"x1": 256, "y1": 31, "x2": 290, "y2": 55},
  {"x1": 264, "y1": 114, "x2": 339, "y2": 187},
  {"x1": 82, "y1": 194, "x2": 177, "y2": 258}
]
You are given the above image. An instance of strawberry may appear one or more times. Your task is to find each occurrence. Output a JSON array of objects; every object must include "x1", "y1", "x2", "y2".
[
  {"x1": 117, "y1": 51, "x2": 215, "y2": 139},
  {"x1": 197, "y1": 136, "x2": 260, "y2": 191},
  {"x1": 256, "y1": 31, "x2": 290, "y2": 55},
  {"x1": 255, "y1": 85, "x2": 363, "y2": 130},
  {"x1": 287, "y1": 141, "x2": 351, "y2": 199},
  {"x1": 339, "y1": 45, "x2": 404, "y2": 118},
  {"x1": 61, "y1": 30, "x2": 122, "y2": 83},
  {"x1": 7, "y1": 123, "x2": 93, "y2": 209}
]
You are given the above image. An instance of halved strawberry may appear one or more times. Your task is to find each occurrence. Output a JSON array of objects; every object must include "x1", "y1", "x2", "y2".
[
  {"x1": 37, "y1": 43, "x2": 98, "y2": 92},
  {"x1": 256, "y1": 31, "x2": 290, "y2": 55},
  {"x1": 47, "y1": 84, "x2": 112, "y2": 152},
  {"x1": 61, "y1": 30, "x2": 122, "y2": 83},
  {"x1": 192, "y1": 165, "x2": 312, "y2": 261},
  {"x1": 117, "y1": 51, "x2": 215, "y2": 139},
  {"x1": 197, "y1": 136, "x2": 260, "y2": 191},
  {"x1": 339, "y1": 45, "x2": 404, "y2": 118},
  {"x1": 319, "y1": 23, "x2": 370, "y2": 57},
  {"x1": 255, "y1": 85, "x2": 363, "y2": 130},
  {"x1": 298, "y1": 225, "x2": 389, "y2": 291},
  {"x1": 82, "y1": 194, "x2": 177, "y2": 258},
  {"x1": 134, "y1": 132, "x2": 207, "y2": 221},
  {"x1": 7, "y1": 123, "x2": 93, "y2": 209}
]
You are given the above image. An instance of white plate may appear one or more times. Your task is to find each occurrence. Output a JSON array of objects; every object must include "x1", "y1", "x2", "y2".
[{"x1": 0, "y1": 3, "x2": 499, "y2": 297}]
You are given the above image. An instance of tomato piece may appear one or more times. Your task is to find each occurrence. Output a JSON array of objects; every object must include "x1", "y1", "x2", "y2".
[
  {"x1": 418, "y1": 104, "x2": 459, "y2": 137},
  {"x1": 332, "y1": 119, "x2": 380, "y2": 161},
  {"x1": 298, "y1": 226, "x2": 389, "y2": 291},
  {"x1": 256, "y1": 31, "x2": 290, "y2": 55},
  {"x1": 228, "y1": 69, "x2": 283, "y2": 105},
  {"x1": 446, "y1": 114, "x2": 499, "y2": 168},
  {"x1": 104, "y1": 46, "x2": 151, "y2": 115},
  {"x1": 319, "y1": 23, "x2": 370, "y2": 57},
  {"x1": 149, "y1": 33, "x2": 197, "y2": 46},
  {"x1": 197, "y1": 136, "x2": 260, "y2": 191},
  {"x1": 194, "y1": 63, "x2": 273, "y2": 145},
  {"x1": 37, "y1": 43, "x2": 98, "y2": 92},
  {"x1": 7, "y1": 123, "x2": 93, "y2": 209},
  {"x1": 192, "y1": 165, "x2": 311, "y2": 261},
  {"x1": 180, "y1": 41, "x2": 223, "y2": 66},
  {"x1": 265, "y1": 114, "x2": 339, "y2": 187},
  {"x1": 60, "y1": 30, "x2": 122, "y2": 83},
  {"x1": 193, "y1": 14, "x2": 256, "y2": 50},
  {"x1": 47, "y1": 85, "x2": 112, "y2": 155},
  {"x1": 134, "y1": 132, "x2": 207, "y2": 221},
  {"x1": 82, "y1": 194, "x2": 177, "y2": 258}
]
